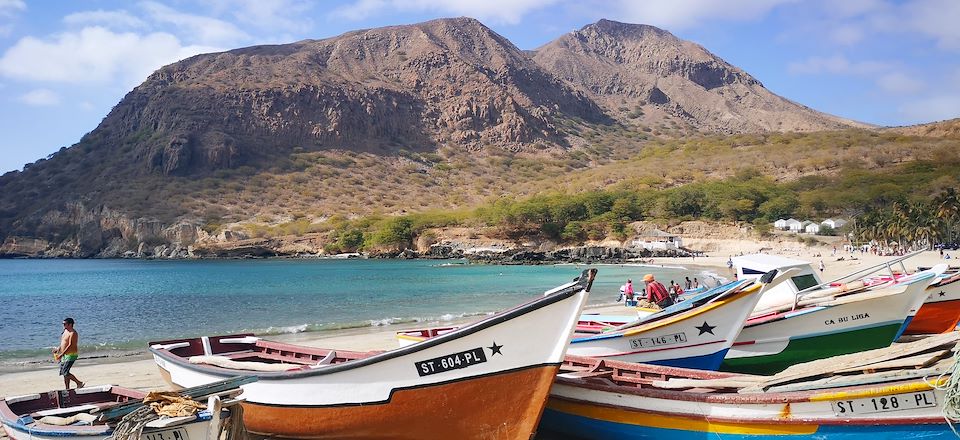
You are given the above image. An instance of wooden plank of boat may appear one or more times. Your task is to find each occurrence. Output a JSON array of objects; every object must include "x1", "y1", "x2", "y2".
[
  {"x1": 793, "y1": 332, "x2": 960, "y2": 374},
  {"x1": 755, "y1": 332, "x2": 960, "y2": 390},
  {"x1": 758, "y1": 360, "x2": 953, "y2": 393},
  {"x1": 832, "y1": 349, "x2": 951, "y2": 374}
]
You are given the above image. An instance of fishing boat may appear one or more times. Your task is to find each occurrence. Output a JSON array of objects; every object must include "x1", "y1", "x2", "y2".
[
  {"x1": 149, "y1": 270, "x2": 595, "y2": 440},
  {"x1": 723, "y1": 254, "x2": 943, "y2": 374},
  {"x1": 0, "y1": 378, "x2": 248, "y2": 440},
  {"x1": 901, "y1": 271, "x2": 960, "y2": 335},
  {"x1": 563, "y1": 270, "x2": 789, "y2": 370},
  {"x1": 540, "y1": 332, "x2": 960, "y2": 440}
]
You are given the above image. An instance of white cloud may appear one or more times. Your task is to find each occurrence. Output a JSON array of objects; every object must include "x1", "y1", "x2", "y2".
[
  {"x1": 0, "y1": 0, "x2": 25, "y2": 18},
  {"x1": 63, "y1": 10, "x2": 147, "y2": 29},
  {"x1": 202, "y1": 0, "x2": 313, "y2": 33},
  {"x1": 900, "y1": 95, "x2": 960, "y2": 122},
  {"x1": 819, "y1": 0, "x2": 888, "y2": 19},
  {"x1": 332, "y1": 0, "x2": 559, "y2": 25},
  {"x1": 140, "y1": 1, "x2": 248, "y2": 46},
  {"x1": 0, "y1": 26, "x2": 221, "y2": 86},
  {"x1": 876, "y1": 72, "x2": 924, "y2": 94},
  {"x1": 901, "y1": 0, "x2": 960, "y2": 50},
  {"x1": 332, "y1": 0, "x2": 385, "y2": 21},
  {"x1": 616, "y1": 0, "x2": 797, "y2": 30},
  {"x1": 19, "y1": 88, "x2": 60, "y2": 106},
  {"x1": 829, "y1": 25, "x2": 864, "y2": 45},
  {"x1": 788, "y1": 55, "x2": 889, "y2": 75}
]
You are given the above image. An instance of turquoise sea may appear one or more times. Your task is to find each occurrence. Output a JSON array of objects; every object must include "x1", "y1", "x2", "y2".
[{"x1": 0, "y1": 258, "x2": 719, "y2": 366}]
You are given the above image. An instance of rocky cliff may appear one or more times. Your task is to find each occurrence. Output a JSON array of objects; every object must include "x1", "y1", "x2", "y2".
[{"x1": 99, "y1": 16, "x2": 609, "y2": 176}]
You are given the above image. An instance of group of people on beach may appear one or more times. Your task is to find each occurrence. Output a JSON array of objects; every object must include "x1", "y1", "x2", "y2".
[{"x1": 621, "y1": 273, "x2": 699, "y2": 309}]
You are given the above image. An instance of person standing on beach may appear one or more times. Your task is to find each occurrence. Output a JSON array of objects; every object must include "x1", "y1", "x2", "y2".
[
  {"x1": 693, "y1": 278, "x2": 699, "y2": 288},
  {"x1": 685, "y1": 277, "x2": 692, "y2": 290},
  {"x1": 624, "y1": 279, "x2": 635, "y2": 306},
  {"x1": 819, "y1": 259, "x2": 825, "y2": 273},
  {"x1": 53, "y1": 317, "x2": 84, "y2": 390}
]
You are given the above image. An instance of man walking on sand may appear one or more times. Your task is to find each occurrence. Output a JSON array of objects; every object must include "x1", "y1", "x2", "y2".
[{"x1": 53, "y1": 317, "x2": 84, "y2": 389}]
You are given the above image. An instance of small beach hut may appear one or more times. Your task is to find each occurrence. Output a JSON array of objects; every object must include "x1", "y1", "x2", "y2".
[
  {"x1": 783, "y1": 218, "x2": 801, "y2": 231},
  {"x1": 805, "y1": 222, "x2": 820, "y2": 234},
  {"x1": 774, "y1": 219, "x2": 788, "y2": 229},
  {"x1": 631, "y1": 230, "x2": 682, "y2": 251},
  {"x1": 788, "y1": 220, "x2": 808, "y2": 233},
  {"x1": 821, "y1": 218, "x2": 847, "y2": 229}
]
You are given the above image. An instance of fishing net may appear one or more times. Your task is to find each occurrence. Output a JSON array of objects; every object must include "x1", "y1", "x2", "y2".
[{"x1": 107, "y1": 392, "x2": 206, "y2": 440}]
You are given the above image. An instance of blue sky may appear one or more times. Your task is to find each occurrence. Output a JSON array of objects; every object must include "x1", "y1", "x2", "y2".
[{"x1": 0, "y1": 0, "x2": 958, "y2": 173}]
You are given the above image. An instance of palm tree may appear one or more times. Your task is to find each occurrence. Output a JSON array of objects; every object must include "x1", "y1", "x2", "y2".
[{"x1": 935, "y1": 188, "x2": 960, "y2": 244}]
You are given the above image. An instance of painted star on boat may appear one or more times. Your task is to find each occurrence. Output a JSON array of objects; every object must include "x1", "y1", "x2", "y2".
[
  {"x1": 488, "y1": 341, "x2": 503, "y2": 356},
  {"x1": 695, "y1": 321, "x2": 716, "y2": 335}
]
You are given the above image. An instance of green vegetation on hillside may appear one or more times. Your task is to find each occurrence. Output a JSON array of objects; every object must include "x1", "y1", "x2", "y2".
[{"x1": 308, "y1": 156, "x2": 960, "y2": 252}]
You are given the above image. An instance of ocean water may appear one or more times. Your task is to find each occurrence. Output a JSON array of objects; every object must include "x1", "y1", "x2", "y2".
[{"x1": 0, "y1": 258, "x2": 719, "y2": 364}]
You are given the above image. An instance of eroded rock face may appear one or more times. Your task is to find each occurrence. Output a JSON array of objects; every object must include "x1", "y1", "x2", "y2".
[
  {"x1": 532, "y1": 19, "x2": 862, "y2": 133},
  {"x1": 92, "y1": 17, "x2": 610, "y2": 177}
]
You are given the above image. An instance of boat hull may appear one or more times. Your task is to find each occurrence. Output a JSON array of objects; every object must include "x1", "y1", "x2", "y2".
[
  {"x1": 540, "y1": 399, "x2": 951, "y2": 440},
  {"x1": 566, "y1": 284, "x2": 763, "y2": 370},
  {"x1": 241, "y1": 365, "x2": 556, "y2": 439},
  {"x1": 723, "y1": 281, "x2": 926, "y2": 374},
  {"x1": 904, "y1": 277, "x2": 960, "y2": 335},
  {"x1": 722, "y1": 322, "x2": 903, "y2": 375},
  {"x1": 541, "y1": 375, "x2": 952, "y2": 440},
  {"x1": 1, "y1": 414, "x2": 215, "y2": 440}
]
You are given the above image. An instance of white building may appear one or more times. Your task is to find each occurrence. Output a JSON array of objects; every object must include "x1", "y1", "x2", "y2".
[
  {"x1": 805, "y1": 223, "x2": 821, "y2": 234},
  {"x1": 631, "y1": 230, "x2": 683, "y2": 251},
  {"x1": 774, "y1": 219, "x2": 788, "y2": 229},
  {"x1": 821, "y1": 218, "x2": 847, "y2": 229},
  {"x1": 783, "y1": 218, "x2": 801, "y2": 231},
  {"x1": 790, "y1": 220, "x2": 811, "y2": 233}
]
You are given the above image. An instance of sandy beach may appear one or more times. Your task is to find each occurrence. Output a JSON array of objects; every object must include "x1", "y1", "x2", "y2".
[{"x1": 1, "y1": 247, "x2": 952, "y2": 424}]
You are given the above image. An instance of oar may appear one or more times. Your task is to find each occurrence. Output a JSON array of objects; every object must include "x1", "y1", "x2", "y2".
[{"x1": 96, "y1": 376, "x2": 257, "y2": 422}]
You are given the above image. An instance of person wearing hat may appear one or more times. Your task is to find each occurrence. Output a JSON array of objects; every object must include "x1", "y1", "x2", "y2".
[{"x1": 644, "y1": 274, "x2": 673, "y2": 308}]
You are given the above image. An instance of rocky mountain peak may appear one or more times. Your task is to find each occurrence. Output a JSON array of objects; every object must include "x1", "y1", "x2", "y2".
[{"x1": 533, "y1": 19, "x2": 857, "y2": 133}]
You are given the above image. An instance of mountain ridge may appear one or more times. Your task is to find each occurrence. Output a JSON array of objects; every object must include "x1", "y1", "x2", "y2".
[
  {"x1": 0, "y1": 17, "x2": 905, "y2": 258},
  {"x1": 532, "y1": 19, "x2": 865, "y2": 133}
]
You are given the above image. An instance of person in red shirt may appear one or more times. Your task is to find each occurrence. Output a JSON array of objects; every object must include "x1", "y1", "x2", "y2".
[{"x1": 643, "y1": 274, "x2": 674, "y2": 308}]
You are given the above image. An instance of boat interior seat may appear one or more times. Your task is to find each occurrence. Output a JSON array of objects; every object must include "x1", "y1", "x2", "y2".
[
  {"x1": 37, "y1": 412, "x2": 98, "y2": 426},
  {"x1": 308, "y1": 351, "x2": 337, "y2": 369},
  {"x1": 189, "y1": 355, "x2": 301, "y2": 372}
]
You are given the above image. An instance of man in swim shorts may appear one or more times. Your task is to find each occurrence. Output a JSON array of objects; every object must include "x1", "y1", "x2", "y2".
[{"x1": 54, "y1": 317, "x2": 84, "y2": 389}]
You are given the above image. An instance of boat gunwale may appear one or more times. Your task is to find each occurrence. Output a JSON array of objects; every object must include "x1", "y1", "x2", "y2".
[{"x1": 149, "y1": 270, "x2": 592, "y2": 379}]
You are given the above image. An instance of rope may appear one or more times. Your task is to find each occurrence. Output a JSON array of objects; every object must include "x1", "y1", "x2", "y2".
[
  {"x1": 107, "y1": 392, "x2": 206, "y2": 440},
  {"x1": 222, "y1": 401, "x2": 248, "y2": 440},
  {"x1": 930, "y1": 346, "x2": 960, "y2": 437}
]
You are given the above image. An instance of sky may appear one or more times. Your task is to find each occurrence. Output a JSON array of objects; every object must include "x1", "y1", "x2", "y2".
[{"x1": 0, "y1": 0, "x2": 958, "y2": 173}]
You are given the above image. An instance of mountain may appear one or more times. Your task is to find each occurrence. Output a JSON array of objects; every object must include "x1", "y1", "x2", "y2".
[
  {"x1": 532, "y1": 19, "x2": 864, "y2": 133},
  {"x1": 90, "y1": 16, "x2": 609, "y2": 176},
  {"x1": 0, "y1": 17, "x2": 872, "y2": 257}
]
